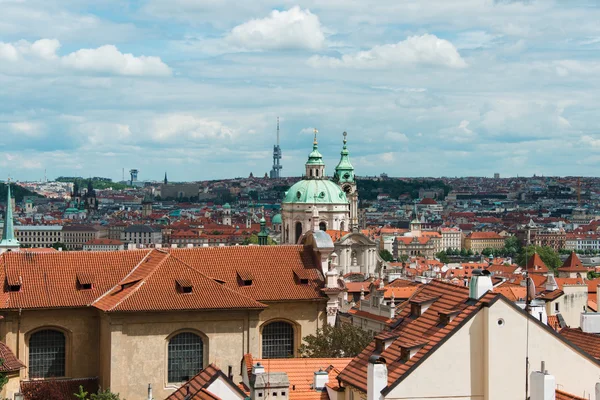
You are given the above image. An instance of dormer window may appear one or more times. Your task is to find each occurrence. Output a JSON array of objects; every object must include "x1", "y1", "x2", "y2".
[
  {"x1": 76, "y1": 272, "x2": 94, "y2": 290},
  {"x1": 237, "y1": 270, "x2": 254, "y2": 287},
  {"x1": 8, "y1": 284, "x2": 21, "y2": 292},
  {"x1": 398, "y1": 340, "x2": 427, "y2": 363},
  {"x1": 176, "y1": 278, "x2": 193, "y2": 293},
  {"x1": 410, "y1": 303, "x2": 421, "y2": 318},
  {"x1": 293, "y1": 270, "x2": 312, "y2": 285}
]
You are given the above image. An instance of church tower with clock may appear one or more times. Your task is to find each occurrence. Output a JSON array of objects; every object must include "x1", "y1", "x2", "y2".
[{"x1": 333, "y1": 132, "x2": 359, "y2": 231}]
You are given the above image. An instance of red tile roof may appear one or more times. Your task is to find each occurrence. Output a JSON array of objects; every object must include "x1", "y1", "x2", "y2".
[
  {"x1": 246, "y1": 355, "x2": 352, "y2": 400},
  {"x1": 337, "y1": 280, "x2": 497, "y2": 392},
  {"x1": 467, "y1": 231, "x2": 504, "y2": 240},
  {"x1": 93, "y1": 250, "x2": 267, "y2": 312},
  {"x1": 0, "y1": 245, "x2": 326, "y2": 311},
  {"x1": 166, "y1": 364, "x2": 245, "y2": 400},
  {"x1": 547, "y1": 315, "x2": 561, "y2": 331},
  {"x1": 0, "y1": 341, "x2": 24, "y2": 372},
  {"x1": 559, "y1": 328, "x2": 600, "y2": 360},
  {"x1": 559, "y1": 252, "x2": 587, "y2": 272},
  {"x1": 526, "y1": 252, "x2": 549, "y2": 274},
  {"x1": 556, "y1": 389, "x2": 587, "y2": 400}
]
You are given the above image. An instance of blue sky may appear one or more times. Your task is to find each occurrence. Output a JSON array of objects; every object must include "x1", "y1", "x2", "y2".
[{"x1": 2, "y1": 0, "x2": 600, "y2": 182}]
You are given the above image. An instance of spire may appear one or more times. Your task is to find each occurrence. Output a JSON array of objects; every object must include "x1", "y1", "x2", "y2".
[
  {"x1": 305, "y1": 128, "x2": 325, "y2": 179},
  {"x1": 0, "y1": 182, "x2": 20, "y2": 251},
  {"x1": 334, "y1": 131, "x2": 354, "y2": 183},
  {"x1": 258, "y1": 217, "x2": 268, "y2": 245},
  {"x1": 164, "y1": 172, "x2": 168, "y2": 185}
]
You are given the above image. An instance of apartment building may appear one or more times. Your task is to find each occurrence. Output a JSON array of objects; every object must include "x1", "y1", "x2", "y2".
[{"x1": 15, "y1": 226, "x2": 63, "y2": 248}]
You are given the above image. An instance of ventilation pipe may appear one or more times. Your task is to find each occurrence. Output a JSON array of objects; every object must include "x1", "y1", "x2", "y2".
[{"x1": 468, "y1": 269, "x2": 493, "y2": 300}]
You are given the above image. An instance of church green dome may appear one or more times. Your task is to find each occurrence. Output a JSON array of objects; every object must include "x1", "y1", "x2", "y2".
[
  {"x1": 283, "y1": 179, "x2": 348, "y2": 204},
  {"x1": 271, "y1": 214, "x2": 282, "y2": 224}
]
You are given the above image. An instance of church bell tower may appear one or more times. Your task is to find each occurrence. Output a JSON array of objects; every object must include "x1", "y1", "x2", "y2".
[{"x1": 334, "y1": 132, "x2": 358, "y2": 231}]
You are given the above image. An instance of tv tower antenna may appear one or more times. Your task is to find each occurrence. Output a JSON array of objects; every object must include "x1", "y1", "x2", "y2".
[{"x1": 269, "y1": 117, "x2": 282, "y2": 179}]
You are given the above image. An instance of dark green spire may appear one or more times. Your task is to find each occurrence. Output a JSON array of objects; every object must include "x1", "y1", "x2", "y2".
[{"x1": 258, "y1": 217, "x2": 268, "y2": 245}]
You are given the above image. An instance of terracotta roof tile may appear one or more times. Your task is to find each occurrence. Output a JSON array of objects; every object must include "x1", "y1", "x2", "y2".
[
  {"x1": 559, "y1": 328, "x2": 600, "y2": 359},
  {"x1": 166, "y1": 364, "x2": 237, "y2": 400},
  {"x1": 0, "y1": 341, "x2": 24, "y2": 372},
  {"x1": 559, "y1": 252, "x2": 587, "y2": 272},
  {"x1": 0, "y1": 245, "x2": 325, "y2": 311},
  {"x1": 250, "y1": 357, "x2": 353, "y2": 400},
  {"x1": 337, "y1": 280, "x2": 497, "y2": 393},
  {"x1": 526, "y1": 253, "x2": 549, "y2": 274},
  {"x1": 92, "y1": 250, "x2": 267, "y2": 312},
  {"x1": 556, "y1": 389, "x2": 587, "y2": 400}
]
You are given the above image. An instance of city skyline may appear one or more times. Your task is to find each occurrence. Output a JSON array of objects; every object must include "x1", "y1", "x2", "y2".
[{"x1": 2, "y1": 1, "x2": 600, "y2": 181}]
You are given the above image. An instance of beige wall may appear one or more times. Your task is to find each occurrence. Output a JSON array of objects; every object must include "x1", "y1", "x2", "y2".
[
  {"x1": 0, "y1": 308, "x2": 100, "y2": 381},
  {"x1": 545, "y1": 285, "x2": 587, "y2": 328},
  {"x1": 380, "y1": 299, "x2": 600, "y2": 400},
  {"x1": 0, "y1": 300, "x2": 325, "y2": 400}
]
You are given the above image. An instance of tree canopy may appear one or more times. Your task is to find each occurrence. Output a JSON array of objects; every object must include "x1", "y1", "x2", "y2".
[
  {"x1": 516, "y1": 245, "x2": 562, "y2": 272},
  {"x1": 379, "y1": 249, "x2": 393, "y2": 262},
  {"x1": 299, "y1": 323, "x2": 373, "y2": 358}
]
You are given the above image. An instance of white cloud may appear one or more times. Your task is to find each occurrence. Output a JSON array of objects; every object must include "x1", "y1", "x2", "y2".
[
  {"x1": 150, "y1": 114, "x2": 235, "y2": 142},
  {"x1": 580, "y1": 135, "x2": 600, "y2": 149},
  {"x1": 9, "y1": 121, "x2": 44, "y2": 137},
  {"x1": 0, "y1": 38, "x2": 171, "y2": 77},
  {"x1": 308, "y1": 34, "x2": 467, "y2": 69},
  {"x1": 226, "y1": 6, "x2": 325, "y2": 51},
  {"x1": 385, "y1": 131, "x2": 409, "y2": 142},
  {"x1": 62, "y1": 45, "x2": 172, "y2": 76},
  {"x1": 0, "y1": 42, "x2": 19, "y2": 61},
  {"x1": 439, "y1": 120, "x2": 476, "y2": 143}
]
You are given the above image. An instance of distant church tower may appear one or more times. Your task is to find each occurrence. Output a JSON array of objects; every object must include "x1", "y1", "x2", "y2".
[
  {"x1": 270, "y1": 118, "x2": 282, "y2": 179},
  {"x1": 222, "y1": 203, "x2": 232, "y2": 226},
  {"x1": 0, "y1": 183, "x2": 20, "y2": 253},
  {"x1": 164, "y1": 172, "x2": 168, "y2": 185},
  {"x1": 333, "y1": 132, "x2": 359, "y2": 231}
]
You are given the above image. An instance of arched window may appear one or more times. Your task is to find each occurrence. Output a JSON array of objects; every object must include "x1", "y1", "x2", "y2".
[
  {"x1": 168, "y1": 332, "x2": 203, "y2": 383},
  {"x1": 295, "y1": 222, "x2": 303, "y2": 244},
  {"x1": 319, "y1": 222, "x2": 327, "y2": 231},
  {"x1": 29, "y1": 329, "x2": 66, "y2": 378},
  {"x1": 340, "y1": 221, "x2": 345, "y2": 231},
  {"x1": 262, "y1": 321, "x2": 294, "y2": 359}
]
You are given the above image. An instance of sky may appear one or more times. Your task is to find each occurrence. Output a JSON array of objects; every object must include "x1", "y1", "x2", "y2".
[{"x1": 2, "y1": 0, "x2": 600, "y2": 182}]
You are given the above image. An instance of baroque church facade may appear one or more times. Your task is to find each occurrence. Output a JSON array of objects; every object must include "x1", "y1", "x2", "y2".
[
  {"x1": 281, "y1": 130, "x2": 359, "y2": 244},
  {"x1": 281, "y1": 131, "x2": 384, "y2": 278}
]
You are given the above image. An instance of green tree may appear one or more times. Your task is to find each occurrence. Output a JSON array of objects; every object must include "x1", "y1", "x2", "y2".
[
  {"x1": 436, "y1": 251, "x2": 449, "y2": 264},
  {"x1": 242, "y1": 234, "x2": 276, "y2": 245},
  {"x1": 398, "y1": 254, "x2": 409, "y2": 263},
  {"x1": 517, "y1": 245, "x2": 562, "y2": 273},
  {"x1": 481, "y1": 248, "x2": 494, "y2": 257},
  {"x1": 299, "y1": 323, "x2": 373, "y2": 358},
  {"x1": 0, "y1": 360, "x2": 9, "y2": 394},
  {"x1": 379, "y1": 249, "x2": 393, "y2": 262},
  {"x1": 52, "y1": 242, "x2": 67, "y2": 250},
  {"x1": 74, "y1": 386, "x2": 125, "y2": 400}
]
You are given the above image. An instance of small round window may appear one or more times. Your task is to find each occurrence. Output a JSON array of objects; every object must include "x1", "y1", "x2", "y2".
[
  {"x1": 497, "y1": 318, "x2": 505, "y2": 327},
  {"x1": 319, "y1": 191, "x2": 325, "y2": 198},
  {"x1": 296, "y1": 191, "x2": 302, "y2": 199}
]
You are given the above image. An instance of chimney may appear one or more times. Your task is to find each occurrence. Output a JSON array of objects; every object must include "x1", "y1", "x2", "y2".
[
  {"x1": 252, "y1": 362, "x2": 265, "y2": 375},
  {"x1": 596, "y1": 381, "x2": 600, "y2": 400},
  {"x1": 468, "y1": 269, "x2": 493, "y2": 300},
  {"x1": 313, "y1": 369, "x2": 328, "y2": 390},
  {"x1": 545, "y1": 274, "x2": 558, "y2": 292},
  {"x1": 367, "y1": 356, "x2": 387, "y2": 400},
  {"x1": 147, "y1": 383, "x2": 153, "y2": 400},
  {"x1": 530, "y1": 361, "x2": 555, "y2": 400}
]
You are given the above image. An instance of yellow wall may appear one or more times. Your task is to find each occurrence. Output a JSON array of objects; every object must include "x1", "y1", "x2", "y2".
[{"x1": 0, "y1": 300, "x2": 325, "y2": 400}]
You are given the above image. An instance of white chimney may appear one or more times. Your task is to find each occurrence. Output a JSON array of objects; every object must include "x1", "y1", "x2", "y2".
[
  {"x1": 530, "y1": 362, "x2": 555, "y2": 400},
  {"x1": 147, "y1": 383, "x2": 153, "y2": 400},
  {"x1": 313, "y1": 369, "x2": 328, "y2": 390},
  {"x1": 468, "y1": 270, "x2": 493, "y2": 300},
  {"x1": 545, "y1": 275, "x2": 558, "y2": 292},
  {"x1": 367, "y1": 356, "x2": 387, "y2": 400},
  {"x1": 595, "y1": 381, "x2": 600, "y2": 400},
  {"x1": 187, "y1": 243, "x2": 193, "y2": 248},
  {"x1": 252, "y1": 362, "x2": 265, "y2": 375}
]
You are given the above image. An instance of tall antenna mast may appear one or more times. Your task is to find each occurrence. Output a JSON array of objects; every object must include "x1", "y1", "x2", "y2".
[{"x1": 277, "y1": 116, "x2": 280, "y2": 146}]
